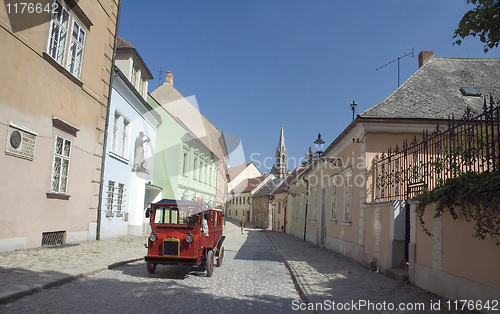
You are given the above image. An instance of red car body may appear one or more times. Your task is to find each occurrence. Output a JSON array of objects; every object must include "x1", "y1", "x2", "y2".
[{"x1": 144, "y1": 199, "x2": 224, "y2": 277}]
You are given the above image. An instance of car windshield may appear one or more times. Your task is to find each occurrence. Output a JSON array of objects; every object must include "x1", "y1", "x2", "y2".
[{"x1": 153, "y1": 205, "x2": 204, "y2": 225}]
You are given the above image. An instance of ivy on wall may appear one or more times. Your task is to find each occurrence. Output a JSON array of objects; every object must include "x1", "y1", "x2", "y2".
[{"x1": 413, "y1": 171, "x2": 500, "y2": 246}]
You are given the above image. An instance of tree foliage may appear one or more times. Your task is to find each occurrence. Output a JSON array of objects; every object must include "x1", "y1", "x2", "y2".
[{"x1": 454, "y1": 0, "x2": 500, "y2": 52}]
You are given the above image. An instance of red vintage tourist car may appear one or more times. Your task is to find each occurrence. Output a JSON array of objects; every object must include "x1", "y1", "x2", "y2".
[{"x1": 144, "y1": 199, "x2": 225, "y2": 277}]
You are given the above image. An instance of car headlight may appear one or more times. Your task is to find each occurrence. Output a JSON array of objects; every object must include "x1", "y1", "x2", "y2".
[
  {"x1": 149, "y1": 232, "x2": 157, "y2": 242},
  {"x1": 186, "y1": 232, "x2": 193, "y2": 243}
]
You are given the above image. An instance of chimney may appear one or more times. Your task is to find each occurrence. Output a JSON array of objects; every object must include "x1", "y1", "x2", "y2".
[
  {"x1": 418, "y1": 51, "x2": 434, "y2": 68},
  {"x1": 165, "y1": 71, "x2": 173, "y2": 85}
]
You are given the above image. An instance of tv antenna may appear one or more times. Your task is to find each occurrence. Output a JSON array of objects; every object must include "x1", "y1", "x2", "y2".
[
  {"x1": 152, "y1": 65, "x2": 168, "y2": 86},
  {"x1": 376, "y1": 48, "x2": 414, "y2": 87}
]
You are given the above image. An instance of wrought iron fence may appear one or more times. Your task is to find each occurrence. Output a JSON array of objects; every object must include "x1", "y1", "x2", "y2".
[{"x1": 372, "y1": 96, "x2": 500, "y2": 202}]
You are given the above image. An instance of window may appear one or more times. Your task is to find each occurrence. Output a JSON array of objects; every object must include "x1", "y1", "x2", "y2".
[
  {"x1": 193, "y1": 157, "x2": 198, "y2": 180},
  {"x1": 331, "y1": 175, "x2": 339, "y2": 222},
  {"x1": 200, "y1": 160, "x2": 205, "y2": 183},
  {"x1": 460, "y1": 87, "x2": 481, "y2": 97},
  {"x1": 50, "y1": 136, "x2": 71, "y2": 193},
  {"x1": 47, "y1": 0, "x2": 86, "y2": 79},
  {"x1": 111, "y1": 112, "x2": 130, "y2": 159},
  {"x1": 307, "y1": 187, "x2": 316, "y2": 221},
  {"x1": 106, "y1": 181, "x2": 125, "y2": 217},
  {"x1": 106, "y1": 181, "x2": 115, "y2": 217},
  {"x1": 47, "y1": 0, "x2": 69, "y2": 65},
  {"x1": 131, "y1": 66, "x2": 139, "y2": 88},
  {"x1": 67, "y1": 20, "x2": 85, "y2": 78},
  {"x1": 300, "y1": 193, "x2": 305, "y2": 220},
  {"x1": 116, "y1": 183, "x2": 125, "y2": 217},
  {"x1": 343, "y1": 169, "x2": 352, "y2": 222},
  {"x1": 182, "y1": 150, "x2": 189, "y2": 175},
  {"x1": 204, "y1": 161, "x2": 209, "y2": 184}
]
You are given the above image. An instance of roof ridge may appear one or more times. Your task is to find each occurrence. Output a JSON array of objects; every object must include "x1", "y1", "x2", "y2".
[
  {"x1": 116, "y1": 36, "x2": 134, "y2": 49},
  {"x1": 360, "y1": 57, "x2": 431, "y2": 117}
]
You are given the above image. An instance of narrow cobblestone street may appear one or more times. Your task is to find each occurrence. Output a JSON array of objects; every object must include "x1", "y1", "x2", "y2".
[
  {"x1": 0, "y1": 220, "x2": 298, "y2": 314},
  {"x1": 0, "y1": 219, "x2": 475, "y2": 313}
]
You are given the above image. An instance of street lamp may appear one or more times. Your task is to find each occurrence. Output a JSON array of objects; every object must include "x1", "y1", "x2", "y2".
[
  {"x1": 350, "y1": 100, "x2": 357, "y2": 121},
  {"x1": 314, "y1": 133, "x2": 325, "y2": 156}
]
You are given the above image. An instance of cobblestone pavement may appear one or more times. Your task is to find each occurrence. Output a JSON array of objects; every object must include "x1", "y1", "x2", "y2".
[
  {"x1": 267, "y1": 231, "x2": 472, "y2": 314},
  {"x1": 0, "y1": 220, "x2": 300, "y2": 313},
  {"x1": 0, "y1": 219, "x2": 473, "y2": 313},
  {"x1": 0, "y1": 234, "x2": 147, "y2": 303}
]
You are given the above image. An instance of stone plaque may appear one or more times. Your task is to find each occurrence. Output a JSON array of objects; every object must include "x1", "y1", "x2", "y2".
[{"x1": 5, "y1": 124, "x2": 36, "y2": 161}]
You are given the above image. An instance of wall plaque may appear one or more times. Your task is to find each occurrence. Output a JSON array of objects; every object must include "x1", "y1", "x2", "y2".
[{"x1": 5, "y1": 123, "x2": 37, "y2": 161}]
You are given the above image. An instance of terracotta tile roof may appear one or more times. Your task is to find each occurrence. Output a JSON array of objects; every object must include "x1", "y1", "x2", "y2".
[
  {"x1": 227, "y1": 163, "x2": 251, "y2": 181},
  {"x1": 116, "y1": 36, "x2": 134, "y2": 49},
  {"x1": 274, "y1": 167, "x2": 306, "y2": 194},
  {"x1": 231, "y1": 174, "x2": 269, "y2": 194}
]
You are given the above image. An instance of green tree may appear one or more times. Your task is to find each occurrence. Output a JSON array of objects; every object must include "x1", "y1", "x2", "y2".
[{"x1": 454, "y1": 0, "x2": 500, "y2": 52}]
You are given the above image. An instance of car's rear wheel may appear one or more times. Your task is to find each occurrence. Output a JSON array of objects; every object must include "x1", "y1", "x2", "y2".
[
  {"x1": 206, "y1": 250, "x2": 214, "y2": 277},
  {"x1": 146, "y1": 261, "x2": 157, "y2": 274},
  {"x1": 216, "y1": 246, "x2": 224, "y2": 267}
]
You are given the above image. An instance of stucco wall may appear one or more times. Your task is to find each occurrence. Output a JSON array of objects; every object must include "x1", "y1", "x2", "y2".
[
  {"x1": 411, "y1": 202, "x2": 500, "y2": 302},
  {"x1": 0, "y1": 0, "x2": 118, "y2": 251}
]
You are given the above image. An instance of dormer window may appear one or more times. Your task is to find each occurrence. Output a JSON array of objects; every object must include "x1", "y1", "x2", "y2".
[
  {"x1": 460, "y1": 87, "x2": 481, "y2": 97},
  {"x1": 131, "y1": 66, "x2": 139, "y2": 88}
]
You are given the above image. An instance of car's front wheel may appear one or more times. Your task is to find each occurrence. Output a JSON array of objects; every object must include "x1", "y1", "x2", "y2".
[
  {"x1": 146, "y1": 261, "x2": 157, "y2": 274},
  {"x1": 216, "y1": 246, "x2": 224, "y2": 267},
  {"x1": 206, "y1": 250, "x2": 214, "y2": 277}
]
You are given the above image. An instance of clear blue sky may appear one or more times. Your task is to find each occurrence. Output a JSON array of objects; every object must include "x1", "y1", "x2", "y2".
[{"x1": 118, "y1": 0, "x2": 493, "y2": 172}]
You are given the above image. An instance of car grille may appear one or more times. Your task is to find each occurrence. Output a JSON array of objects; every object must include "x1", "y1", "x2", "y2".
[{"x1": 163, "y1": 239, "x2": 180, "y2": 256}]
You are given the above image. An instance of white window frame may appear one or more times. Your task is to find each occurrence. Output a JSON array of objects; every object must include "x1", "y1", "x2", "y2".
[
  {"x1": 182, "y1": 149, "x2": 189, "y2": 176},
  {"x1": 193, "y1": 156, "x2": 198, "y2": 180},
  {"x1": 331, "y1": 175, "x2": 338, "y2": 222},
  {"x1": 50, "y1": 135, "x2": 71, "y2": 194},
  {"x1": 343, "y1": 168, "x2": 352, "y2": 223},
  {"x1": 111, "y1": 111, "x2": 130, "y2": 160},
  {"x1": 66, "y1": 19, "x2": 86, "y2": 78},
  {"x1": 106, "y1": 180, "x2": 115, "y2": 217},
  {"x1": 47, "y1": 0, "x2": 86, "y2": 79},
  {"x1": 116, "y1": 183, "x2": 125, "y2": 217},
  {"x1": 47, "y1": 0, "x2": 69, "y2": 65}
]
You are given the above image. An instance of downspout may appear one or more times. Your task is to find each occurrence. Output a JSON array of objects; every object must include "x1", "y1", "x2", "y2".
[
  {"x1": 303, "y1": 177, "x2": 309, "y2": 241},
  {"x1": 96, "y1": 0, "x2": 122, "y2": 240}
]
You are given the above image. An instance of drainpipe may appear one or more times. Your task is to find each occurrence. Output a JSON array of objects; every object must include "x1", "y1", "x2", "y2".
[
  {"x1": 303, "y1": 177, "x2": 309, "y2": 241},
  {"x1": 96, "y1": 1, "x2": 122, "y2": 240}
]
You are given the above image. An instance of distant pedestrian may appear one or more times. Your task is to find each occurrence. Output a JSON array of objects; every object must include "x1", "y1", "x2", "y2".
[{"x1": 240, "y1": 219, "x2": 245, "y2": 234}]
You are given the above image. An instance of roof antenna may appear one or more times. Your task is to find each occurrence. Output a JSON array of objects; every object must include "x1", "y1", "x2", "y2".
[
  {"x1": 152, "y1": 65, "x2": 168, "y2": 86},
  {"x1": 376, "y1": 48, "x2": 414, "y2": 87}
]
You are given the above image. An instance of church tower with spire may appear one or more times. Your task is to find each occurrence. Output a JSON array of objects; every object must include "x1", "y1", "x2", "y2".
[{"x1": 271, "y1": 124, "x2": 287, "y2": 178}]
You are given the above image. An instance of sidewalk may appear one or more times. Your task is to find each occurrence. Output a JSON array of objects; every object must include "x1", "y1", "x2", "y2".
[
  {"x1": 266, "y1": 231, "x2": 465, "y2": 313},
  {"x1": 0, "y1": 235, "x2": 147, "y2": 304}
]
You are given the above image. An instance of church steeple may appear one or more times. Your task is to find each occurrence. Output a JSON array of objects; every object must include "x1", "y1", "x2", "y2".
[{"x1": 272, "y1": 124, "x2": 287, "y2": 178}]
